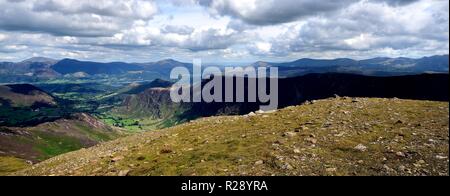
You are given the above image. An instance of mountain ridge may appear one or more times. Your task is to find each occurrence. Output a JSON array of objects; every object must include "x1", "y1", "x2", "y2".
[
  {"x1": 1, "y1": 55, "x2": 448, "y2": 80},
  {"x1": 253, "y1": 55, "x2": 449, "y2": 77}
]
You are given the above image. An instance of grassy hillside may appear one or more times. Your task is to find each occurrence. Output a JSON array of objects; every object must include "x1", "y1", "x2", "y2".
[
  {"x1": 0, "y1": 157, "x2": 29, "y2": 176},
  {"x1": 14, "y1": 98, "x2": 449, "y2": 176},
  {"x1": 0, "y1": 84, "x2": 62, "y2": 127},
  {"x1": 1, "y1": 113, "x2": 125, "y2": 174},
  {"x1": 0, "y1": 84, "x2": 56, "y2": 108}
]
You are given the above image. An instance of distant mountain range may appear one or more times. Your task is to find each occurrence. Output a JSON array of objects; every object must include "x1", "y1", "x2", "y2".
[
  {"x1": 0, "y1": 55, "x2": 448, "y2": 82},
  {"x1": 0, "y1": 57, "x2": 60, "y2": 80},
  {"x1": 49, "y1": 58, "x2": 195, "y2": 77},
  {"x1": 51, "y1": 59, "x2": 142, "y2": 75},
  {"x1": 254, "y1": 55, "x2": 449, "y2": 77}
]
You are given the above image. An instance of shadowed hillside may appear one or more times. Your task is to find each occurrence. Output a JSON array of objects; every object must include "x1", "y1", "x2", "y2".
[
  {"x1": 0, "y1": 84, "x2": 56, "y2": 108},
  {"x1": 0, "y1": 84, "x2": 62, "y2": 127},
  {"x1": 115, "y1": 73, "x2": 449, "y2": 123}
]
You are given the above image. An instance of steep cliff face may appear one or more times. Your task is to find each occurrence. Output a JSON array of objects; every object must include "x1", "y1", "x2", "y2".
[{"x1": 118, "y1": 87, "x2": 191, "y2": 119}]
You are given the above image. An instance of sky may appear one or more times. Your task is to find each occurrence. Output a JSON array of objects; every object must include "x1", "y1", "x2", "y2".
[{"x1": 0, "y1": 0, "x2": 448, "y2": 64}]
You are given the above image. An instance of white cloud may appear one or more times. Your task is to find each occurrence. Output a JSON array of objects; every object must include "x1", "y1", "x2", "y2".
[
  {"x1": 250, "y1": 0, "x2": 449, "y2": 59},
  {"x1": 0, "y1": 0, "x2": 158, "y2": 37},
  {"x1": 0, "y1": 0, "x2": 448, "y2": 62},
  {"x1": 344, "y1": 34, "x2": 379, "y2": 50},
  {"x1": 0, "y1": 33, "x2": 6, "y2": 41},
  {"x1": 33, "y1": 0, "x2": 158, "y2": 19},
  {"x1": 197, "y1": 0, "x2": 358, "y2": 25},
  {"x1": 251, "y1": 42, "x2": 273, "y2": 55}
]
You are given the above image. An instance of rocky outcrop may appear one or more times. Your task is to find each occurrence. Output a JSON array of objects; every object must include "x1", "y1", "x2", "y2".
[{"x1": 119, "y1": 87, "x2": 190, "y2": 119}]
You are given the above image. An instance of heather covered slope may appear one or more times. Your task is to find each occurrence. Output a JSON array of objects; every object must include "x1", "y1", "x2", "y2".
[{"x1": 15, "y1": 98, "x2": 449, "y2": 176}]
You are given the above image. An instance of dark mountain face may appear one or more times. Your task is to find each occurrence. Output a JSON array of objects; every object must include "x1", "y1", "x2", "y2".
[
  {"x1": 118, "y1": 73, "x2": 449, "y2": 121},
  {"x1": 51, "y1": 59, "x2": 143, "y2": 75},
  {"x1": 4, "y1": 84, "x2": 46, "y2": 95},
  {"x1": 277, "y1": 73, "x2": 449, "y2": 105},
  {"x1": 182, "y1": 73, "x2": 449, "y2": 118}
]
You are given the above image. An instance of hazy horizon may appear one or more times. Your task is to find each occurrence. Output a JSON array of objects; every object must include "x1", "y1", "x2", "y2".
[{"x1": 2, "y1": 54, "x2": 449, "y2": 66}]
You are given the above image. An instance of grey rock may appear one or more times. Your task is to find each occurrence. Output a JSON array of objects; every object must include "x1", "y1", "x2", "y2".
[{"x1": 354, "y1": 144, "x2": 368, "y2": 152}]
